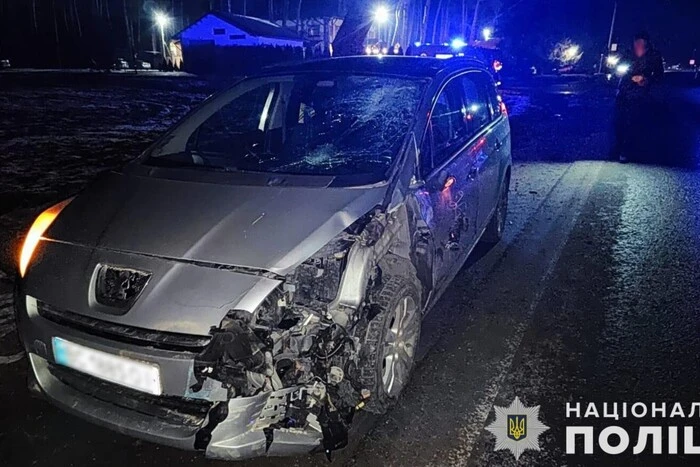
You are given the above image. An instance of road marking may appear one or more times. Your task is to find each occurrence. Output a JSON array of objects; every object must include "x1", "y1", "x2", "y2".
[{"x1": 445, "y1": 162, "x2": 603, "y2": 466}]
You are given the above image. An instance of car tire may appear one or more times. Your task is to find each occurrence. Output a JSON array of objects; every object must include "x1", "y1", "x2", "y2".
[
  {"x1": 482, "y1": 176, "x2": 509, "y2": 244},
  {"x1": 355, "y1": 276, "x2": 422, "y2": 415}
]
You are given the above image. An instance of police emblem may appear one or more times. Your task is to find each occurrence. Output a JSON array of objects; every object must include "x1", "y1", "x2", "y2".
[
  {"x1": 508, "y1": 415, "x2": 526, "y2": 441},
  {"x1": 486, "y1": 397, "x2": 549, "y2": 460}
]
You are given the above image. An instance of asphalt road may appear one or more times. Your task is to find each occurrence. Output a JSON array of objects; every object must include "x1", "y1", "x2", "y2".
[{"x1": 1, "y1": 73, "x2": 699, "y2": 466}]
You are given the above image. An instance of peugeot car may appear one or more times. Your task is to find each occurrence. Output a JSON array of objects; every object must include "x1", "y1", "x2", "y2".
[{"x1": 15, "y1": 56, "x2": 511, "y2": 460}]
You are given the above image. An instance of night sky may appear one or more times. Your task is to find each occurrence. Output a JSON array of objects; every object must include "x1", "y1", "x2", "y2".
[
  {"x1": 0, "y1": 0, "x2": 697, "y2": 67},
  {"x1": 503, "y1": 0, "x2": 699, "y2": 64}
]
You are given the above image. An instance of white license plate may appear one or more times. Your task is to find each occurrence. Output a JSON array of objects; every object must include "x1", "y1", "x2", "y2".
[{"x1": 52, "y1": 337, "x2": 162, "y2": 396}]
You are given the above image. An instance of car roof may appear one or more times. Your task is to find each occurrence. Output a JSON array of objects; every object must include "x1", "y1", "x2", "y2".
[{"x1": 262, "y1": 55, "x2": 488, "y2": 79}]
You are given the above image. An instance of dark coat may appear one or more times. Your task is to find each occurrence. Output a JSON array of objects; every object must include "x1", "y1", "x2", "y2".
[{"x1": 618, "y1": 49, "x2": 664, "y2": 100}]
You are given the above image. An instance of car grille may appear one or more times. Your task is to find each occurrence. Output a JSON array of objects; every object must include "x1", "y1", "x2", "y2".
[
  {"x1": 48, "y1": 362, "x2": 211, "y2": 428},
  {"x1": 37, "y1": 301, "x2": 211, "y2": 352}
]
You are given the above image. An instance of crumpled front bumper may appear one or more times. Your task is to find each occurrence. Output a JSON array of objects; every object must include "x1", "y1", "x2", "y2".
[
  {"x1": 17, "y1": 292, "x2": 322, "y2": 460},
  {"x1": 205, "y1": 388, "x2": 323, "y2": 459}
]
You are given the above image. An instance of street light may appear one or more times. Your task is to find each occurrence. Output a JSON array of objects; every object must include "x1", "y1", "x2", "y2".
[
  {"x1": 154, "y1": 11, "x2": 169, "y2": 29},
  {"x1": 482, "y1": 27, "x2": 493, "y2": 41},
  {"x1": 154, "y1": 11, "x2": 171, "y2": 60},
  {"x1": 373, "y1": 5, "x2": 390, "y2": 24}
]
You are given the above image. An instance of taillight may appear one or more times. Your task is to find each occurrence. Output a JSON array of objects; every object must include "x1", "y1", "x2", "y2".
[
  {"x1": 19, "y1": 198, "x2": 73, "y2": 277},
  {"x1": 497, "y1": 94, "x2": 508, "y2": 115}
]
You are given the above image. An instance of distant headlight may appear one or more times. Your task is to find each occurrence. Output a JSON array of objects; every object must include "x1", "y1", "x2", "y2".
[
  {"x1": 19, "y1": 198, "x2": 73, "y2": 277},
  {"x1": 616, "y1": 63, "x2": 630, "y2": 76}
]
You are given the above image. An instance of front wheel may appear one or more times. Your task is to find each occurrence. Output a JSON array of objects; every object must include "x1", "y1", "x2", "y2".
[{"x1": 355, "y1": 276, "x2": 422, "y2": 414}]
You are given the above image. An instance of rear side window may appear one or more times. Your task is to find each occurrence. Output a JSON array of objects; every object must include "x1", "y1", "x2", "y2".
[
  {"x1": 460, "y1": 73, "x2": 492, "y2": 133},
  {"x1": 429, "y1": 80, "x2": 470, "y2": 168},
  {"x1": 421, "y1": 73, "x2": 499, "y2": 177},
  {"x1": 484, "y1": 77, "x2": 502, "y2": 119}
]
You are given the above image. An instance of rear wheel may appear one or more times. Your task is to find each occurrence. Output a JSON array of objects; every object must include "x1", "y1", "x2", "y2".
[
  {"x1": 482, "y1": 176, "x2": 509, "y2": 244},
  {"x1": 356, "y1": 276, "x2": 421, "y2": 414}
]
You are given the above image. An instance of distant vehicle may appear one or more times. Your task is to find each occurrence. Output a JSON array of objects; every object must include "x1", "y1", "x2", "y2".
[
  {"x1": 136, "y1": 60, "x2": 152, "y2": 70},
  {"x1": 113, "y1": 58, "x2": 129, "y2": 70},
  {"x1": 16, "y1": 56, "x2": 511, "y2": 461},
  {"x1": 407, "y1": 43, "x2": 503, "y2": 84},
  {"x1": 364, "y1": 41, "x2": 390, "y2": 56},
  {"x1": 0, "y1": 59, "x2": 11, "y2": 69}
]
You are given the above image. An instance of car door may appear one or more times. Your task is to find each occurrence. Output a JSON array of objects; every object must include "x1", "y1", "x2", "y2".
[
  {"x1": 459, "y1": 71, "x2": 503, "y2": 232},
  {"x1": 418, "y1": 78, "x2": 479, "y2": 287}
]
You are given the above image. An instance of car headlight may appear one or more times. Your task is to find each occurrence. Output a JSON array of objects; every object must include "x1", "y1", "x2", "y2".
[
  {"x1": 616, "y1": 63, "x2": 630, "y2": 76},
  {"x1": 19, "y1": 198, "x2": 73, "y2": 277}
]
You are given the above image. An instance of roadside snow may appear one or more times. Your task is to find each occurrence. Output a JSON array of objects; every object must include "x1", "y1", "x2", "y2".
[{"x1": 0, "y1": 74, "x2": 210, "y2": 273}]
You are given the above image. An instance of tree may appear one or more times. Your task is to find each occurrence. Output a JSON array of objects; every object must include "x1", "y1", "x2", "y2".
[{"x1": 332, "y1": 0, "x2": 372, "y2": 56}]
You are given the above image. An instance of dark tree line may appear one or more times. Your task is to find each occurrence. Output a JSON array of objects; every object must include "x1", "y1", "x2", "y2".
[
  {"x1": 333, "y1": 0, "x2": 503, "y2": 56},
  {"x1": 0, "y1": 0, "x2": 504, "y2": 67}
]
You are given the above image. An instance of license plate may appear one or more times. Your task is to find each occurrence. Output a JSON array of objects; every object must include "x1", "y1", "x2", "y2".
[{"x1": 52, "y1": 337, "x2": 162, "y2": 396}]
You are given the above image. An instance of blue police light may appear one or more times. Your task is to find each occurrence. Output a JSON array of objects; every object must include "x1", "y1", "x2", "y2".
[{"x1": 451, "y1": 38, "x2": 467, "y2": 49}]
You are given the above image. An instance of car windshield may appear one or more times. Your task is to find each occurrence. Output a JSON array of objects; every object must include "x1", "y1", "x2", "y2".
[{"x1": 145, "y1": 73, "x2": 426, "y2": 182}]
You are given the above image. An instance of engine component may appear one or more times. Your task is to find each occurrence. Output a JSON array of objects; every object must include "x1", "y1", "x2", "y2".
[
  {"x1": 192, "y1": 205, "x2": 417, "y2": 457},
  {"x1": 328, "y1": 366, "x2": 344, "y2": 384},
  {"x1": 191, "y1": 315, "x2": 280, "y2": 397}
]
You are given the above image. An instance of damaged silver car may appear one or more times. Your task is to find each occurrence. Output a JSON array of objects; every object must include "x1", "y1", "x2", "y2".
[{"x1": 15, "y1": 56, "x2": 511, "y2": 460}]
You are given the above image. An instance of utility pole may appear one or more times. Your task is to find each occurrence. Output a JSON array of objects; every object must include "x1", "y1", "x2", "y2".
[
  {"x1": 469, "y1": 0, "x2": 482, "y2": 43},
  {"x1": 598, "y1": 1, "x2": 617, "y2": 73},
  {"x1": 606, "y1": 1, "x2": 618, "y2": 52}
]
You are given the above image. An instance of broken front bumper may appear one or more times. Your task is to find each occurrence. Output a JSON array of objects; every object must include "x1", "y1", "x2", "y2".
[{"x1": 16, "y1": 292, "x2": 322, "y2": 460}]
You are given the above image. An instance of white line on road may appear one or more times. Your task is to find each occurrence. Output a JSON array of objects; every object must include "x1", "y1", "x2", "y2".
[{"x1": 445, "y1": 162, "x2": 603, "y2": 466}]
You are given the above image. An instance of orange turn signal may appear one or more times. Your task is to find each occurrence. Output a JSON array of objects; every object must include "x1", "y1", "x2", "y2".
[{"x1": 19, "y1": 198, "x2": 73, "y2": 277}]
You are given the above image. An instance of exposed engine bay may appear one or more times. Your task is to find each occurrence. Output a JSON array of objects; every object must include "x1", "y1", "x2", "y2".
[{"x1": 187, "y1": 206, "x2": 422, "y2": 459}]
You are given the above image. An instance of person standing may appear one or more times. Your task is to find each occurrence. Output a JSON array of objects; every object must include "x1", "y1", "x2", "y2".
[{"x1": 612, "y1": 31, "x2": 664, "y2": 162}]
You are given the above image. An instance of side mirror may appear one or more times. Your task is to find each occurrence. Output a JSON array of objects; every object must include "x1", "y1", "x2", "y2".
[
  {"x1": 408, "y1": 175, "x2": 425, "y2": 190},
  {"x1": 429, "y1": 170, "x2": 453, "y2": 192}
]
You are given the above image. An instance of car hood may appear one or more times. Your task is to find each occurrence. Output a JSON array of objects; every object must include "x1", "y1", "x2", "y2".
[{"x1": 47, "y1": 171, "x2": 387, "y2": 275}]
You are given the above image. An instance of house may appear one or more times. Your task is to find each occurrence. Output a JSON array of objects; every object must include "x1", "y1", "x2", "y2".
[
  {"x1": 276, "y1": 17, "x2": 344, "y2": 57},
  {"x1": 170, "y1": 12, "x2": 304, "y2": 74}
]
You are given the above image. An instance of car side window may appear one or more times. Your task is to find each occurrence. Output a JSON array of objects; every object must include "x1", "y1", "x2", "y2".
[
  {"x1": 485, "y1": 78, "x2": 502, "y2": 119},
  {"x1": 461, "y1": 73, "x2": 492, "y2": 134},
  {"x1": 430, "y1": 80, "x2": 469, "y2": 168}
]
